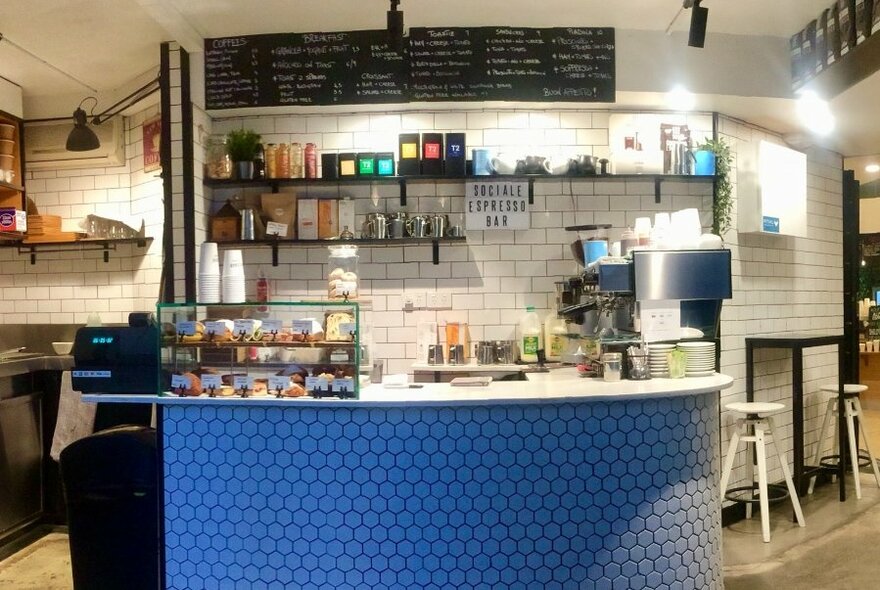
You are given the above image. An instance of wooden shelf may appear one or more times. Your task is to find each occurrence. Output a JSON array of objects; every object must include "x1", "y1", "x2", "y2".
[
  {"x1": 0, "y1": 180, "x2": 25, "y2": 194},
  {"x1": 215, "y1": 236, "x2": 466, "y2": 266}
]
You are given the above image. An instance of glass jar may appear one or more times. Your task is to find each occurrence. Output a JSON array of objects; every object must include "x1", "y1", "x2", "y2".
[
  {"x1": 277, "y1": 143, "x2": 291, "y2": 178},
  {"x1": 602, "y1": 352, "x2": 622, "y2": 382},
  {"x1": 304, "y1": 143, "x2": 317, "y2": 178},
  {"x1": 328, "y1": 244, "x2": 359, "y2": 300},
  {"x1": 265, "y1": 144, "x2": 278, "y2": 178},
  {"x1": 205, "y1": 135, "x2": 232, "y2": 179},
  {"x1": 290, "y1": 142, "x2": 304, "y2": 178}
]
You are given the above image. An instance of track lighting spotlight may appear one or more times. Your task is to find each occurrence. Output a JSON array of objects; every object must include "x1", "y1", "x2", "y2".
[
  {"x1": 387, "y1": 0, "x2": 404, "y2": 52},
  {"x1": 686, "y1": 0, "x2": 708, "y2": 48}
]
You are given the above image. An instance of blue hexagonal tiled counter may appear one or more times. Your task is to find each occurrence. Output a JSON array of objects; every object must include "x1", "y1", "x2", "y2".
[{"x1": 162, "y1": 392, "x2": 721, "y2": 589}]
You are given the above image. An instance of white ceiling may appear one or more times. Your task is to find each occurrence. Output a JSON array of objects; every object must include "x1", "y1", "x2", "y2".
[{"x1": 0, "y1": 0, "x2": 876, "y2": 157}]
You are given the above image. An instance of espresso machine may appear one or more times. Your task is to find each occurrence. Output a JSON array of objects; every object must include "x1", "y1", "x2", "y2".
[{"x1": 555, "y1": 245, "x2": 732, "y2": 376}]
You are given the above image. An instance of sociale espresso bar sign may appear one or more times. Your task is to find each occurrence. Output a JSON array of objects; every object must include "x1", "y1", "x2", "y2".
[{"x1": 465, "y1": 181, "x2": 530, "y2": 230}]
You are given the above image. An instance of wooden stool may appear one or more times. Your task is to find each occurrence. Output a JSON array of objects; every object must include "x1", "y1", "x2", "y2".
[
  {"x1": 719, "y1": 402, "x2": 806, "y2": 543},
  {"x1": 808, "y1": 384, "x2": 880, "y2": 499}
]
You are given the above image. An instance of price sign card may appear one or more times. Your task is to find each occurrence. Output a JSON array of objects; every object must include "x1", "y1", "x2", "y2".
[
  {"x1": 266, "y1": 222, "x2": 288, "y2": 236},
  {"x1": 305, "y1": 376, "x2": 322, "y2": 392},
  {"x1": 339, "y1": 322, "x2": 357, "y2": 339},
  {"x1": 205, "y1": 321, "x2": 229, "y2": 336},
  {"x1": 332, "y1": 378, "x2": 354, "y2": 393},
  {"x1": 176, "y1": 321, "x2": 197, "y2": 336},
  {"x1": 233, "y1": 375, "x2": 254, "y2": 391},
  {"x1": 171, "y1": 374, "x2": 191, "y2": 390},
  {"x1": 293, "y1": 319, "x2": 314, "y2": 334},
  {"x1": 201, "y1": 374, "x2": 223, "y2": 391},
  {"x1": 269, "y1": 376, "x2": 291, "y2": 392},
  {"x1": 233, "y1": 319, "x2": 257, "y2": 339},
  {"x1": 262, "y1": 320, "x2": 283, "y2": 335}
]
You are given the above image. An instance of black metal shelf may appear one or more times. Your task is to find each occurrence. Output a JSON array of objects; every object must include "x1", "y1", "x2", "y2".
[
  {"x1": 216, "y1": 236, "x2": 466, "y2": 266},
  {"x1": 205, "y1": 173, "x2": 716, "y2": 206},
  {"x1": 0, "y1": 237, "x2": 153, "y2": 264}
]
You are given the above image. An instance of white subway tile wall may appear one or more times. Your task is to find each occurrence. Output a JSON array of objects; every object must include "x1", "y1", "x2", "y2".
[
  {"x1": 208, "y1": 108, "x2": 716, "y2": 377},
  {"x1": 208, "y1": 109, "x2": 842, "y2": 501},
  {"x1": 19, "y1": 104, "x2": 164, "y2": 324},
  {"x1": 716, "y1": 115, "x2": 843, "y2": 497}
]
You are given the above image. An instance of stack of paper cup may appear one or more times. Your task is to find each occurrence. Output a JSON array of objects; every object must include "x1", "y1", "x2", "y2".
[
  {"x1": 198, "y1": 242, "x2": 221, "y2": 303},
  {"x1": 222, "y1": 249, "x2": 246, "y2": 303}
]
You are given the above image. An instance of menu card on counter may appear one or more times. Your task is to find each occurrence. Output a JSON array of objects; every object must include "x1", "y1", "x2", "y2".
[
  {"x1": 205, "y1": 30, "x2": 406, "y2": 109},
  {"x1": 206, "y1": 26, "x2": 615, "y2": 109}
]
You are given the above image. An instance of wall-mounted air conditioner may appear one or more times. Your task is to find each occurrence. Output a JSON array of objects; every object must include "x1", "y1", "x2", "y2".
[{"x1": 23, "y1": 117, "x2": 125, "y2": 170}]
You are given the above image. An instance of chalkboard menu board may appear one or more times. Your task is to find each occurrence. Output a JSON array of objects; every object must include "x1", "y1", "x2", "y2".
[
  {"x1": 869, "y1": 306, "x2": 880, "y2": 339},
  {"x1": 205, "y1": 26, "x2": 615, "y2": 109},
  {"x1": 205, "y1": 30, "x2": 406, "y2": 109},
  {"x1": 409, "y1": 27, "x2": 615, "y2": 102}
]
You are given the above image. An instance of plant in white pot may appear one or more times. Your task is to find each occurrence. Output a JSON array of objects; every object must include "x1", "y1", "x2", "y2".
[{"x1": 226, "y1": 129, "x2": 261, "y2": 180}]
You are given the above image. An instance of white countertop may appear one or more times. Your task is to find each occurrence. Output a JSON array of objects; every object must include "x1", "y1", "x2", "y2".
[
  {"x1": 83, "y1": 368, "x2": 733, "y2": 407},
  {"x1": 411, "y1": 362, "x2": 525, "y2": 373}
]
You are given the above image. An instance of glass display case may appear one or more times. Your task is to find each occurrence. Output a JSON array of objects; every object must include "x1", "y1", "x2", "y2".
[{"x1": 157, "y1": 301, "x2": 360, "y2": 399}]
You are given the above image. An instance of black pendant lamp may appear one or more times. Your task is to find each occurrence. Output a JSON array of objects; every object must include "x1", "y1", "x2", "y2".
[
  {"x1": 687, "y1": 0, "x2": 709, "y2": 48},
  {"x1": 66, "y1": 97, "x2": 100, "y2": 152}
]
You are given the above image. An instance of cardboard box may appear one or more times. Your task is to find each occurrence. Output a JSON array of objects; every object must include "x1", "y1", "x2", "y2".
[
  {"x1": 0, "y1": 209, "x2": 27, "y2": 232},
  {"x1": 317, "y1": 199, "x2": 339, "y2": 239},
  {"x1": 297, "y1": 199, "x2": 318, "y2": 240}
]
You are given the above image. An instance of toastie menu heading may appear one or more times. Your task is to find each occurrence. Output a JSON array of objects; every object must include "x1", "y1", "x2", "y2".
[{"x1": 204, "y1": 27, "x2": 615, "y2": 109}]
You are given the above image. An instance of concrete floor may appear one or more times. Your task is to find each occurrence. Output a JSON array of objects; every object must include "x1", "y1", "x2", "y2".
[{"x1": 3, "y1": 410, "x2": 880, "y2": 589}]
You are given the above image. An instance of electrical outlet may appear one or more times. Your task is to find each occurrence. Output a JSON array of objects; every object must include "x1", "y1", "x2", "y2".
[
  {"x1": 426, "y1": 292, "x2": 439, "y2": 309},
  {"x1": 436, "y1": 292, "x2": 452, "y2": 309},
  {"x1": 402, "y1": 293, "x2": 415, "y2": 311},
  {"x1": 413, "y1": 291, "x2": 426, "y2": 309}
]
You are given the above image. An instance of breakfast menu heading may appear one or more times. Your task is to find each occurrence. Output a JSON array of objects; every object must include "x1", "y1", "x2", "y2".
[{"x1": 204, "y1": 27, "x2": 615, "y2": 109}]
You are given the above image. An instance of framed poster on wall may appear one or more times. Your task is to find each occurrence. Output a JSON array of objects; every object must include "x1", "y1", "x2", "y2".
[{"x1": 143, "y1": 114, "x2": 161, "y2": 173}]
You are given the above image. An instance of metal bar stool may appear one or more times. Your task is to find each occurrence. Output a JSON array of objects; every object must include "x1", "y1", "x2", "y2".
[
  {"x1": 808, "y1": 384, "x2": 880, "y2": 499},
  {"x1": 719, "y1": 402, "x2": 806, "y2": 543}
]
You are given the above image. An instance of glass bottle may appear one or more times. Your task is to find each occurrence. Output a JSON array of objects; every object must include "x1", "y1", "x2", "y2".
[
  {"x1": 265, "y1": 144, "x2": 277, "y2": 179},
  {"x1": 253, "y1": 143, "x2": 266, "y2": 180},
  {"x1": 290, "y1": 142, "x2": 304, "y2": 178},
  {"x1": 305, "y1": 143, "x2": 317, "y2": 178},
  {"x1": 277, "y1": 143, "x2": 291, "y2": 178}
]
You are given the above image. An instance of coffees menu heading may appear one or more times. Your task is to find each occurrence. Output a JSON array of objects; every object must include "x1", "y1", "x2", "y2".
[{"x1": 205, "y1": 27, "x2": 615, "y2": 109}]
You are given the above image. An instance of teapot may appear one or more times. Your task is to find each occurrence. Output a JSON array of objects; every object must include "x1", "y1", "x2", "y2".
[
  {"x1": 361, "y1": 212, "x2": 387, "y2": 239},
  {"x1": 517, "y1": 155, "x2": 551, "y2": 175},
  {"x1": 489, "y1": 153, "x2": 518, "y2": 175},
  {"x1": 570, "y1": 155, "x2": 599, "y2": 175}
]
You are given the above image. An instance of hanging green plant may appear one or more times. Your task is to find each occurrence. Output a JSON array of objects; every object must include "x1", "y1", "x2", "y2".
[{"x1": 697, "y1": 137, "x2": 733, "y2": 236}]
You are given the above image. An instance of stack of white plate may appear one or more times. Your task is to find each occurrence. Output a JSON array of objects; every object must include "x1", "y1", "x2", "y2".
[
  {"x1": 647, "y1": 343, "x2": 675, "y2": 377},
  {"x1": 199, "y1": 242, "x2": 221, "y2": 303},
  {"x1": 222, "y1": 249, "x2": 246, "y2": 303},
  {"x1": 678, "y1": 341, "x2": 716, "y2": 376}
]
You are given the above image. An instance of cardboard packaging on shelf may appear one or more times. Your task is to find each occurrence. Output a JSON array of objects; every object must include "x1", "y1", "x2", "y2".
[
  {"x1": 297, "y1": 199, "x2": 318, "y2": 240},
  {"x1": 317, "y1": 199, "x2": 339, "y2": 239}
]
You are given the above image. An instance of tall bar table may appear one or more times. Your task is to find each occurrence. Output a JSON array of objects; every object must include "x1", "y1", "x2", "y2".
[{"x1": 745, "y1": 333, "x2": 847, "y2": 501}]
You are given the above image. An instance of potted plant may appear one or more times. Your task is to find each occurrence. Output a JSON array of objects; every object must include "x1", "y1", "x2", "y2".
[
  {"x1": 226, "y1": 129, "x2": 261, "y2": 180},
  {"x1": 695, "y1": 137, "x2": 733, "y2": 237}
]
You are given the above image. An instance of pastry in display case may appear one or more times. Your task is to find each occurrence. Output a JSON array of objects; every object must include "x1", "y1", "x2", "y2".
[{"x1": 158, "y1": 301, "x2": 360, "y2": 399}]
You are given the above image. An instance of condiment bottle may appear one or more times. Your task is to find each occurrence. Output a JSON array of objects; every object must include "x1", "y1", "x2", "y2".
[
  {"x1": 304, "y1": 143, "x2": 317, "y2": 178},
  {"x1": 256, "y1": 267, "x2": 269, "y2": 313},
  {"x1": 253, "y1": 143, "x2": 266, "y2": 180},
  {"x1": 265, "y1": 144, "x2": 277, "y2": 179},
  {"x1": 290, "y1": 143, "x2": 304, "y2": 178},
  {"x1": 277, "y1": 143, "x2": 291, "y2": 178}
]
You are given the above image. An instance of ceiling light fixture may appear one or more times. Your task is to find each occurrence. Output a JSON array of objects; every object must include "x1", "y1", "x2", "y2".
[
  {"x1": 795, "y1": 90, "x2": 835, "y2": 136},
  {"x1": 387, "y1": 0, "x2": 404, "y2": 52},
  {"x1": 684, "y1": 0, "x2": 709, "y2": 48},
  {"x1": 866, "y1": 164, "x2": 880, "y2": 173},
  {"x1": 66, "y1": 77, "x2": 160, "y2": 152},
  {"x1": 667, "y1": 85, "x2": 696, "y2": 111}
]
